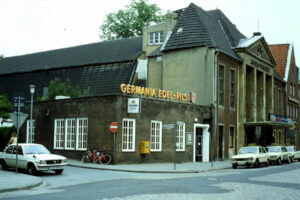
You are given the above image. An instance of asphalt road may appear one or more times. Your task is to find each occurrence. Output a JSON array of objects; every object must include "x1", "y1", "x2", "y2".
[{"x1": 1, "y1": 162, "x2": 300, "y2": 200}]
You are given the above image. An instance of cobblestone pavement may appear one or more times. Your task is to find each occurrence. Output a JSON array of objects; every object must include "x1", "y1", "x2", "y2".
[
  {"x1": 1, "y1": 164, "x2": 300, "y2": 200},
  {"x1": 101, "y1": 167, "x2": 300, "y2": 200}
]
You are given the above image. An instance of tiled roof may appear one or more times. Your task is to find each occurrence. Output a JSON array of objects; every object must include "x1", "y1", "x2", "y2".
[
  {"x1": 162, "y1": 3, "x2": 245, "y2": 61},
  {"x1": 0, "y1": 37, "x2": 143, "y2": 75},
  {"x1": 269, "y1": 44, "x2": 290, "y2": 78},
  {"x1": 0, "y1": 63, "x2": 137, "y2": 101}
]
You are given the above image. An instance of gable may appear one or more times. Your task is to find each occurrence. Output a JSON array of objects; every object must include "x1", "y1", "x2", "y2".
[
  {"x1": 235, "y1": 36, "x2": 276, "y2": 67},
  {"x1": 248, "y1": 40, "x2": 275, "y2": 65}
]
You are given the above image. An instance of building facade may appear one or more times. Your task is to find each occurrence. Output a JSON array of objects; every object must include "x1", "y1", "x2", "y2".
[
  {"x1": 0, "y1": 3, "x2": 298, "y2": 163},
  {"x1": 269, "y1": 44, "x2": 300, "y2": 146}
]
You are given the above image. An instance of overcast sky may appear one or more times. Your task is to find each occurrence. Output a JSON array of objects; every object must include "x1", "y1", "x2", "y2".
[{"x1": 0, "y1": 0, "x2": 299, "y2": 65}]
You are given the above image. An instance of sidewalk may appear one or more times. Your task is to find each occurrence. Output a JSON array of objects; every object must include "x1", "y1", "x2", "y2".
[
  {"x1": 68, "y1": 159, "x2": 232, "y2": 173},
  {"x1": 0, "y1": 160, "x2": 231, "y2": 193},
  {"x1": 0, "y1": 170, "x2": 42, "y2": 193}
]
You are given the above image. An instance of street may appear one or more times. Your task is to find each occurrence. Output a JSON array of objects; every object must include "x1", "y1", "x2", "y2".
[{"x1": 1, "y1": 162, "x2": 300, "y2": 200}]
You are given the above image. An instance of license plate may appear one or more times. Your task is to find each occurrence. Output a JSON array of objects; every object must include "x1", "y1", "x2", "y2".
[{"x1": 49, "y1": 166, "x2": 62, "y2": 170}]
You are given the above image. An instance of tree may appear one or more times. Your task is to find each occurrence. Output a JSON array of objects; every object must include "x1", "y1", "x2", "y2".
[
  {"x1": 0, "y1": 94, "x2": 13, "y2": 118},
  {"x1": 0, "y1": 54, "x2": 3, "y2": 60},
  {"x1": 100, "y1": 0, "x2": 165, "y2": 40},
  {"x1": 43, "y1": 77, "x2": 81, "y2": 100}
]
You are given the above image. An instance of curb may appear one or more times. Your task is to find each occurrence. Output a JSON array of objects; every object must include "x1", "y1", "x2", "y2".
[
  {"x1": 68, "y1": 163, "x2": 231, "y2": 174},
  {"x1": 0, "y1": 178, "x2": 43, "y2": 193}
]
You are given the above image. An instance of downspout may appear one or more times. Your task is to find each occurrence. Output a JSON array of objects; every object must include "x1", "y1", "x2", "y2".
[{"x1": 212, "y1": 49, "x2": 220, "y2": 166}]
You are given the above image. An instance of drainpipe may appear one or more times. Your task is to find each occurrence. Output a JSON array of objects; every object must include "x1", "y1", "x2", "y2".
[{"x1": 212, "y1": 50, "x2": 220, "y2": 167}]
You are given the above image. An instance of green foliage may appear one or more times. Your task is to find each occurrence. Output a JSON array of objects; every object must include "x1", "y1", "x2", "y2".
[
  {"x1": 100, "y1": 0, "x2": 165, "y2": 40},
  {"x1": 0, "y1": 127, "x2": 16, "y2": 151},
  {"x1": 44, "y1": 77, "x2": 81, "y2": 100},
  {"x1": 0, "y1": 54, "x2": 3, "y2": 60},
  {"x1": 0, "y1": 94, "x2": 13, "y2": 118}
]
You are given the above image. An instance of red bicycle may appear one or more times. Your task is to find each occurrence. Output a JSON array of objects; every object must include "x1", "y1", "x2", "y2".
[{"x1": 81, "y1": 147, "x2": 111, "y2": 165}]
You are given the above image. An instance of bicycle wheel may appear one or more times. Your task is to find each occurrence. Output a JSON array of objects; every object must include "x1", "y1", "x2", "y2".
[
  {"x1": 100, "y1": 154, "x2": 111, "y2": 165},
  {"x1": 81, "y1": 153, "x2": 91, "y2": 163},
  {"x1": 93, "y1": 155, "x2": 101, "y2": 164}
]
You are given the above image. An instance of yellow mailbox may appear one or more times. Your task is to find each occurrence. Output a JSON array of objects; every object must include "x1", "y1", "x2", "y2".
[{"x1": 140, "y1": 141, "x2": 150, "y2": 154}]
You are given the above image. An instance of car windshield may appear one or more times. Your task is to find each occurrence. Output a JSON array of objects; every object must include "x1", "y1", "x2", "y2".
[
  {"x1": 23, "y1": 145, "x2": 51, "y2": 155},
  {"x1": 267, "y1": 146, "x2": 281, "y2": 152},
  {"x1": 238, "y1": 147, "x2": 258, "y2": 154},
  {"x1": 285, "y1": 146, "x2": 295, "y2": 152}
]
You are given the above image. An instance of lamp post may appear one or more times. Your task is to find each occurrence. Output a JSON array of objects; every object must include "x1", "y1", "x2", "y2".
[{"x1": 29, "y1": 85, "x2": 35, "y2": 143}]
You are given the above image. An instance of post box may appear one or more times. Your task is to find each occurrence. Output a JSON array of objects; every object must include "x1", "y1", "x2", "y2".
[{"x1": 140, "y1": 141, "x2": 150, "y2": 154}]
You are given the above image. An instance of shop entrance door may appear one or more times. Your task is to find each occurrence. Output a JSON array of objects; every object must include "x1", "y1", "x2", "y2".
[
  {"x1": 196, "y1": 128, "x2": 203, "y2": 162},
  {"x1": 193, "y1": 124, "x2": 210, "y2": 162}
]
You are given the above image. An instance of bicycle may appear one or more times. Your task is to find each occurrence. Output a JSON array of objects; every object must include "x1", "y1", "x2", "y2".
[{"x1": 81, "y1": 147, "x2": 112, "y2": 165}]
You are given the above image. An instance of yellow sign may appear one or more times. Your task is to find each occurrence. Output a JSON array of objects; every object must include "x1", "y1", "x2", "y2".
[{"x1": 120, "y1": 84, "x2": 189, "y2": 102}]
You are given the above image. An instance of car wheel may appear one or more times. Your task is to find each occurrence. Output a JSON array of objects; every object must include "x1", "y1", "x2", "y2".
[
  {"x1": 54, "y1": 169, "x2": 64, "y2": 175},
  {"x1": 278, "y1": 158, "x2": 282, "y2": 165},
  {"x1": 246, "y1": 163, "x2": 250, "y2": 168},
  {"x1": 0, "y1": 160, "x2": 7, "y2": 170},
  {"x1": 28, "y1": 164, "x2": 36, "y2": 175},
  {"x1": 255, "y1": 159, "x2": 260, "y2": 168},
  {"x1": 232, "y1": 164, "x2": 237, "y2": 169}
]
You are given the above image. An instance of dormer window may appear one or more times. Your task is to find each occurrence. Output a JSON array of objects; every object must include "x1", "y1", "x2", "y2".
[{"x1": 149, "y1": 31, "x2": 164, "y2": 45}]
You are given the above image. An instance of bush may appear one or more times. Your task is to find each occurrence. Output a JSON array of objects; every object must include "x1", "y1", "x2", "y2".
[{"x1": 0, "y1": 127, "x2": 16, "y2": 151}]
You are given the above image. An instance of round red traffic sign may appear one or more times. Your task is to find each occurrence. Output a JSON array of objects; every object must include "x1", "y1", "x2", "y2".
[{"x1": 110, "y1": 122, "x2": 118, "y2": 132}]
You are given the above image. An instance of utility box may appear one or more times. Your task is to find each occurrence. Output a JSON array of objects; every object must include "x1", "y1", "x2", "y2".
[{"x1": 140, "y1": 141, "x2": 150, "y2": 154}]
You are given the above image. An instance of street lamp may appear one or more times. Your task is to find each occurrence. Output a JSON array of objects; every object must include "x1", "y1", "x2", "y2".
[{"x1": 29, "y1": 85, "x2": 35, "y2": 143}]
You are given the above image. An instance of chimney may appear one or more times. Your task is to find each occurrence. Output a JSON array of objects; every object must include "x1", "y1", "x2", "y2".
[{"x1": 253, "y1": 32, "x2": 261, "y2": 37}]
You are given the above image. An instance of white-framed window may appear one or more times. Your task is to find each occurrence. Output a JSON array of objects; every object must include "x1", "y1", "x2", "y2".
[
  {"x1": 76, "y1": 118, "x2": 88, "y2": 150},
  {"x1": 122, "y1": 118, "x2": 136, "y2": 152},
  {"x1": 54, "y1": 119, "x2": 65, "y2": 149},
  {"x1": 54, "y1": 118, "x2": 88, "y2": 150},
  {"x1": 65, "y1": 119, "x2": 76, "y2": 150},
  {"x1": 176, "y1": 122, "x2": 185, "y2": 151},
  {"x1": 149, "y1": 31, "x2": 164, "y2": 45},
  {"x1": 26, "y1": 120, "x2": 35, "y2": 143},
  {"x1": 150, "y1": 120, "x2": 162, "y2": 151}
]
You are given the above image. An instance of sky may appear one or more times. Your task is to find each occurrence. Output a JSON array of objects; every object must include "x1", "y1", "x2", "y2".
[{"x1": 0, "y1": 0, "x2": 299, "y2": 65}]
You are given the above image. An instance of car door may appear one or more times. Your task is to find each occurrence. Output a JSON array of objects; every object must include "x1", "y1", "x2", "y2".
[
  {"x1": 259, "y1": 147, "x2": 268, "y2": 162},
  {"x1": 16, "y1": 146, "x2": 27, "y2": 169},
  {"x1": 4, "y1": 145, "x2": 15, "y2": 167},
  {"x1": 281, "y1": 147, "x2": 288, "y2": 161}
]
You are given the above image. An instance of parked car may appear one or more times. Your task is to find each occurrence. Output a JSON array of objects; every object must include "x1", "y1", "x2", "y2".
[
  {"x1": 231, "y1": 146, "x2": 269, "y2": 169},
  {"x1": 267, "y1": 145, "x2": 292, "y2": 164},
  {"x1": 285, "y1": 145, "x2": 300, "y2": 161},
  {"x1": 0, "y1": 143, "x2": 67, "y2": 175}
]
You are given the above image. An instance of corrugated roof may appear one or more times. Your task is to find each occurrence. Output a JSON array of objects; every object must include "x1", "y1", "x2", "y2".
[
  {"x1": 0, "y1": 37, "x2": 143, "y2": 75},
  {"x1": 162, "y1": 3, "x2": 245, "y2": 61}
]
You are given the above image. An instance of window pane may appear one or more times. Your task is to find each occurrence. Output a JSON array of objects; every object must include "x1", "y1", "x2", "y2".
[{"x1": 122, "y1": 119, "x2": 135, "y2": 151}]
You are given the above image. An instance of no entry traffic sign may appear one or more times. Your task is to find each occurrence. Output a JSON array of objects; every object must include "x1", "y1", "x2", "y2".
[{"x1": 110, "y1": 122, "x2": 118, "y2": 132}]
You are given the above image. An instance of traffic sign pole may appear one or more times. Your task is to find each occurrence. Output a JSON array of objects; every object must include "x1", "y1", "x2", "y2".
[
  {"x1": 110, "y1": 122, "x2": 118, "y2": 164},
  {"x1": 9, "y1": 96, "x2": 28, "y2": 173}
]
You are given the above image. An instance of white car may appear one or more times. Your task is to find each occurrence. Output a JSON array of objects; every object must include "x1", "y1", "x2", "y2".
[
  {"x1": 285, "y1": 146, "x2": 300, "y2": 162},
  {"x1": 231, "y1": 146, "x2": 269, "y2": 169},
  {"x1": 0, "y1": 143, "x2": 67, "y2": 175},
  {"x1": 267, "y1": 146, "x2": 292, "y2": 164}
]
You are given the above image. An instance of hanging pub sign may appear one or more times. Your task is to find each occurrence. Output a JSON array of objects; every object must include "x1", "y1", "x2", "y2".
[
  {"x1": 120, "y1": 84, "x2": 196, "y2": 103},
  {"x1": 128, "y1": 98, "x2": 140, "y2": 113}
]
